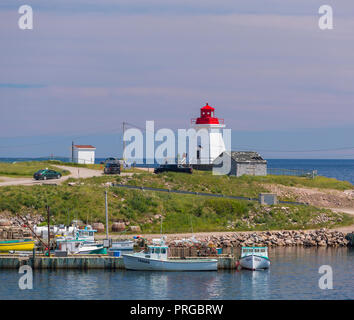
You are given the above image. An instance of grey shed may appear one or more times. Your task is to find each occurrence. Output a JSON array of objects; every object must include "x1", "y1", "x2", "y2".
[{"x1": 213, "y1": 151, "x2": 267, "y2": 176}]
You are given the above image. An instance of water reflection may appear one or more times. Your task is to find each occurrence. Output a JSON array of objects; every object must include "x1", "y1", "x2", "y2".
[
  {"x1": 240, "y1": 269, "x2": 270, "y2": 300},
  {"x1": 0, "y1": 247, "x2": 353, "y2": 299}
]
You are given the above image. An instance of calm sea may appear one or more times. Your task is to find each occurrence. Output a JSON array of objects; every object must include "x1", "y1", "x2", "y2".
[
  {"x1": 0, "y1": 158, "x2": 353, "y2": 184},
  {"x1": 0, "y1": 247, "x2": 353, "y2": 300}
]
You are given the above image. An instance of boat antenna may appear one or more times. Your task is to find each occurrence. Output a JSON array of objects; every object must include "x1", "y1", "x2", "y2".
[{"x1": 190, "y1": 214, "x2": 194, "y2": 235}]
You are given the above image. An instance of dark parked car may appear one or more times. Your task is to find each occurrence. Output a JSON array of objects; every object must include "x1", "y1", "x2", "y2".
[
  {"x1": 33, "y1": 169, "x2": 62, "y2": 180},
  {"x1": 154, "y1": 164, "x2": 193, "y2": 174},
  {"x1": 104, "y1": 162, "x2": 121, "y2": 174},
  {"x1": 100, "y1": 157, "x2": 120, "y2": 165}
]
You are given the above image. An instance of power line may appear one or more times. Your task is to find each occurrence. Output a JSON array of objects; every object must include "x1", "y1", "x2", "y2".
[
  {"x1": 0, "y1": 121, "x2": 354, "y2": 154},
  {"x1": 233, "y1": 145, "x2": 354, "y2": 153}
]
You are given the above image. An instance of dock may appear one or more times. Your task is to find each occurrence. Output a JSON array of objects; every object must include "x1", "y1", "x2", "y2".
[{"x1": 0, "y1": 254, "x2": 237, "y2": 270}]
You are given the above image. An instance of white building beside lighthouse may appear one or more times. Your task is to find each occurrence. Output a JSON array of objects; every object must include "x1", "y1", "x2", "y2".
[
  {"x1": 73, "y1": 145, "x2": 96, "y2": 164},
  {"x1": 190, "y1": 103, "x2": 226, "y2": 165}
]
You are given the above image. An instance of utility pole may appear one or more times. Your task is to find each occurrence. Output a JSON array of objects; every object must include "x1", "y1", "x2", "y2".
[
  {"x1": 46, "y1": 205, "x2": 51, "y2": 257},
  {"x1": 71, "y1": 141, "x2": 74, "y2": 163},
  {"x1": 122, "y1": 122, "x2": 126, "y2": 161},
  {"x1": 105, "y1": 190, "x2": 109, "y2": 240}
]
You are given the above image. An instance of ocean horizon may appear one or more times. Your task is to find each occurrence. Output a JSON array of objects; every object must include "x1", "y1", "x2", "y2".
[{"x1": 0, "y1": 158, "x2": 353, "y2": 185}]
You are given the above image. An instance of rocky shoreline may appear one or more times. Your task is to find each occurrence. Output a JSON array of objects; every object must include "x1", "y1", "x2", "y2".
[
  {"x1": 167, "y1": 229, "x2": 354, "y2": 248},
  {"x1": 0, "y1": 214, "x2": 353, "y2": 247}
]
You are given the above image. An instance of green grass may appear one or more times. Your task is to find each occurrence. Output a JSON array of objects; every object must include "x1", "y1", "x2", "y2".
[
  {"x1": 0, "y1": 163, "x2": 352, "y2": 233},
  {"x1": 119, "y1": 171, "x2": 353, "y2": 202},
  {"x1": 43, "y1": 160, "x2": 103, "y2": 170},
  {"x1": 122, "y1": 171, "x2": 267, "y2": 198},
  {"x1": 0, "y1": 161, "x2": 70, "y2": 178},
  {"x1": 0, "y1": 181, "x2": 352, "y2": 233},
  {"x1": 240, "y1": 174, "x2": 353, "y2": 191},
  {"x1": 35, "y1": 160, "x2": 144, "y2": 173}
]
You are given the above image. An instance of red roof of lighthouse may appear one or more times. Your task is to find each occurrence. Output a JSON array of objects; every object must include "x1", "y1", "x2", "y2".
[
  {"x1": 200, "y1": 103, "x2": 215, "y2": 111},
  {"x1": 194, "y1": 102, "x2": 221, "y2": 125}
]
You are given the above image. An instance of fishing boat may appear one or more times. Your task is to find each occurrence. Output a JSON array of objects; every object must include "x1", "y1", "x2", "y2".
[
  {"x1": 108, "y1": 240, "x2": 134, "y2": 256},
  {"x1": 123, "y1": 238, "x2": 218, "y2": 271},
  {"x1": 75, "y1": 226, "x2": 97, "y2": 244},
  {"x1": 239, "y1": 247, "x2": 270, "y2": 270},
  {"x1": 0, "y1": 239, "x2": 35, "y2": 252},
  {"x1": 56, "y1": 238, "x2": 107, "y2": 254},
  {"x1": 111, "y1": 240, "x2": 134, "y2": 250},
  {"x1": 77, "y1": 243, "x2": 107, "y2": 254}
]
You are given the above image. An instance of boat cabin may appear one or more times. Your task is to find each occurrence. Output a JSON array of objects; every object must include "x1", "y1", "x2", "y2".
[
  {"x1": 241, "y1": 247, "x2": 268, "y2": 258},
  {"x1": 56, "y1": 239, "x2": 85, "y2": 254},
  {"x1": 144, "y1": 245, "x2": 169, "y2": 260},
  {"x1": 76, "y1": 227, "x2": 97, "y2": 242}
]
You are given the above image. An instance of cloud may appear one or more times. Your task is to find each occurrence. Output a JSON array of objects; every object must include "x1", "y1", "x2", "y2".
[{"x1": 0, "y1": 83, "x2": 46, "y2": 89}]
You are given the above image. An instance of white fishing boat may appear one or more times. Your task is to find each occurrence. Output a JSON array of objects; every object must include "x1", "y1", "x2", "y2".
[
  {"x1": 75, "y1": 226, "x2": 97, "y2": 244},
  {"x1": 108, "y1": 240, "x2": 135, "y2": 256},
  {"x1": 239, "y1": 247, "x2": 270, "y2": 271},
  {"x1": 111, "y1": 240, "x2": 134, "y2": 250},
  {"x1": 56, "y1": 239, "x2": 107, "y2": 254},
  {"x1": 122, "y1": 238, "x2": 218, "y2": 271}
]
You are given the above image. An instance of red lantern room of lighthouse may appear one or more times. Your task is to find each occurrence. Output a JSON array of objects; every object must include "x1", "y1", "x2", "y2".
[
  {"x1": 190, "y1": 103, "x2": 226, "y2": 165},
  {"x1": 191, "y1": 103, "x2": 224, "y2": 125}
]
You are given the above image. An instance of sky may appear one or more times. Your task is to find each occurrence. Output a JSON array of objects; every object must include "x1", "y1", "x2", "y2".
[{"x1": 0, "y1": 0, "x2": 354, "y2": 159}]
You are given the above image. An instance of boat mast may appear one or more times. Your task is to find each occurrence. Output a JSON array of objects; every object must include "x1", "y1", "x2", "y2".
[
  {"x1": 105, "y1": 190, "x2": 109, "y2": 240},
  {"x1": 190, "y1": 214, "x2": 194, "y2": 235},
  {"x1": 46, "y1": 205, "x2": 51, "y2": 257}
]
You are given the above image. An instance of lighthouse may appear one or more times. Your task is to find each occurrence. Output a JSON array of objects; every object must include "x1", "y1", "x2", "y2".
[{"x1": 190, "y1": 103, "x2": 226, "y2": 165}]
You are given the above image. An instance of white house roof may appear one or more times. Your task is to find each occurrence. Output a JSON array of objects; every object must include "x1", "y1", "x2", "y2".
[{"x1": 74, "y1": 145, "x2": 96, "y2": 149}]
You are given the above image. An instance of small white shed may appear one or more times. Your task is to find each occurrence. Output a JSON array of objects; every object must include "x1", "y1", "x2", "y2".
[{"x1": 73, "y1": 145, "x2": 96, "y2": 164}]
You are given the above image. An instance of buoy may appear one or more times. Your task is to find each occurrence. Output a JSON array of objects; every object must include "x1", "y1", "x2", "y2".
[{"x1": 235, "y1": 260, "x2": 240, "y2": 270}]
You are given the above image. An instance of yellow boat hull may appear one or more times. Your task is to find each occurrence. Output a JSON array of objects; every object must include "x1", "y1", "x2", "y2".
[{"x1": 0, "y1": 240, "x2": 35, "y2": 252}]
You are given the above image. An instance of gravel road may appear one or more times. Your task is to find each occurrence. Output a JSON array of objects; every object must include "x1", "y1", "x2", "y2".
[{"x1": 0, "y1": 165, "x2": 103, "y2": 187}]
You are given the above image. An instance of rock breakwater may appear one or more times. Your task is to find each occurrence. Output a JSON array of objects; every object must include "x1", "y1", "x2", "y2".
[{"x1": 168, "y1": 229, "x2": 353, "y2": 248}]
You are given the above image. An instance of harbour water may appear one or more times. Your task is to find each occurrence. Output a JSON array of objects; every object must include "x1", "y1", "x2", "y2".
[{"x1": 1, "y1": 247, "x2": 353, "y2": 300}]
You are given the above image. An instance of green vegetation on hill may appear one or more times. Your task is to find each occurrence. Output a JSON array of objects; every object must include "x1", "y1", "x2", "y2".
[
  {"x1": 241, "y1": 174, "x2": 353, "y2": 191},
  {"x1": 119, "y1": 171, "x2": 353, "y2": 200},
  {"x1": 0, "y1": 161, "x2": 70, "y2": 178},
  {"x1": 0, "y1": 176, "x2": 352, "y2": 233},
  {"x1": 120, "y1": 171, "x2": 267, "y2": 198},
  {"x1": 44, "y1": 160, "x2": 103, "y2": 170},
  {"x1": 0, "y1": 163, "x2": 352, "y2": 232}
]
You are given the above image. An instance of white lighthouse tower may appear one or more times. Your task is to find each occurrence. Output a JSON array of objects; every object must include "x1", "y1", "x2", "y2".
[{"x1": 190, "y1": 103, "x2": 226, "y2": 165}]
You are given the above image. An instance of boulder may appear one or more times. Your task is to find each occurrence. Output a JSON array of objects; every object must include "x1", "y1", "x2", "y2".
[
  {"x1": 92, "y1": 222, "x2": 105, "y2": 233},
  {"x1": 129, "y1": 226, "x2": 141, "y2": 233},
  {"x1": 111, "y1": 222, "x2": 125, "y2": 232},
  {"x1": 0, "y1": 219, "x2": 11, "y2": 227}
]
